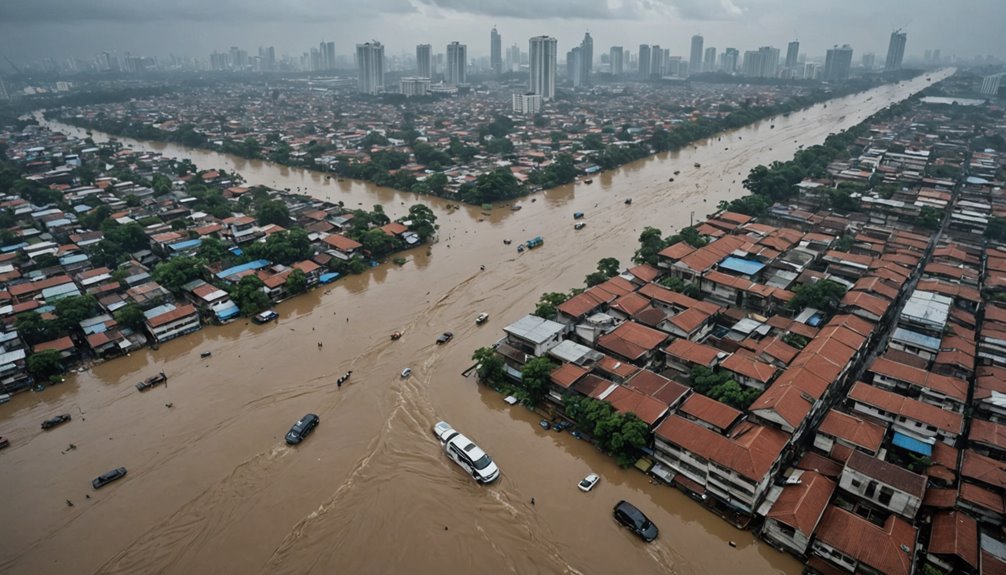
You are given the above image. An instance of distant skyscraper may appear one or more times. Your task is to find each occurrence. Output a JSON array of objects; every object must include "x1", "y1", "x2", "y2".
[
  {"x1": 742, "y1": 50, "x2": 762, "y2": 77},
  {"x1": 416, "y1": 44, "x2": 432, "y2": 78},
  {"x1": 885, "y1": 31, "x2": 907, "y2": 70},
  {"x1": 491, "y1": 27, "x2": 502, "y2": 74},
  {"x1": 580, "y1": 32, "x2": 593, "y2": 86},
  {"x1": 446, "y1": 42, "x2": 468, "y2": 85},
  {"x1": 529, "y1": 36, "x2": 557, "y2": 100},
  {"x1": 400, "y1": 77, "x2": 431, "y2": 97},
  {"x1": 703, "y1": 47, "x2": 717, "y2": 73},
  {"x1": 319, "y1": 41, "x2": 335, "y2": 70},
  {"x1": 506, "y1": 44, "x2": 521, "y2": 72},
  {"x1": 356, "y1": 41, "x2": 385, "y2": 94},
  {"x1": 567, "y1": 47, "x2": 582, "y2": 87},
  {"x1": 610, "y1": 46, "x2": 624, "y2": 75},
  {"x1": 979, "y1": 73, "x2": 1004, "y2": 96},
  {"x1": 785, "y1": 41, "x2": 800, "y2": 68},
  {"x1": 759, "y1": 46, "x2": 780, "y2": 78},
  {"x1": 721, "y1": 48, "x2": 738, "y2": 74},
  {"x1": 638, "y1": 44, "x2": 651, "y2": 78},
  {"x1": 862, "y1": 53, "x2": 876, "y2": 70},
  {"x1": 651, "y1": 45, "x2": 664, "y2": 77},
  {"x1": 689, "y1": 35, "x2": 704, "y2": 76},
  {"x1": 824, "y1": 44, "x2": 854, "y2": 82}
]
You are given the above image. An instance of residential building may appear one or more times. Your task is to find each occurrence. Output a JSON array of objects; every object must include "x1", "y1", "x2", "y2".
[
  {"x1": 490, "y1": 27, "x2": 502, "y2": 75},
  {"x1": 638, "y1": 44, "x2": 651, "y2": 78},
  {"x1": 761, "y1": 470, "x2": 835, "y2": 556},
  {"x1": 703, "y1": 47, "x2": 717, "y2": 73},
  {"x1": 512, "y1": 92, "x2": 542, "y2": 115},
  {"x1": 529, "y1": 36, "x2": 557, "y2": 100},
  {"x1": 689, "y1": 35, "x2": 703, "y2": 76},
  {"x1": 721, "y1": 48, "x2": 738, "y2": 74},
  {"x1": 502, "y1": 314, "x2": 566, "y2": 358},
  {"x1": 144, "y1": 303, "x2": 201, "y2": 343},
  {"x1": 446, "y1": 42, "x2": 467, "y2": 86},
  {"x1": 416, "y1": 44, "x2": 432, "y2": 78},
  {"x1": 824, "y1": 45, "x2": 854, "y2": 82},
  {"x1": 809, "y1": 506, "x2": 917, "y2": 575},
  {"x1": 785, "y1": 41, "x2": 800, "y2": 68},
  {"x1": 885, "y1": 31, "x2": 907, "y2": 71},
  {"x1": 356, "y1": 41, "x2": 385, "y2": 95},
  {"x1": 579, "y1": 32, "x2": 593, "y2": 86},
  {"x1": 838, "y1": 450, "x2": 926, "y2": 520},
  {"x1": 847, "y1": 381, "x2": 963, "y2": 447},
  {"x1": 400, "y1": 77, "x2": 431, "y2": 97},
  {"x1": 609, "y1": 46, "x2": 624, "y2": 75}
]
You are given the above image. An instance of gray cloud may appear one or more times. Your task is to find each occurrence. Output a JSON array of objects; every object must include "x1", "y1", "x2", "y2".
[
  {"x1": 0, "y1": 0, "x2": 417, "y2": 22},
  {"x1": 413, "y1": 0, "x2": 616, "y2": 20}
]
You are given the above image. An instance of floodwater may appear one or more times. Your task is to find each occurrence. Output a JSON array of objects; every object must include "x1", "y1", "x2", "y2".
[{"x1": 2, "y1": 70, "x2": 949, "y2": 575}]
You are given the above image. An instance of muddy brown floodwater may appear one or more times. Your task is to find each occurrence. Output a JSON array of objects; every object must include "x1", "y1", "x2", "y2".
[{"x1": 1, "y1": 70, "x2": 949, "y2": 575}]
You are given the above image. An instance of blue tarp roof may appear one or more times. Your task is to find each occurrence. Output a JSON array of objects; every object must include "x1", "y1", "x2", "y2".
[
  {"x1": 59, "y1": 253, "x2": 90, "y2": 266},
  {"x1": 229, "y1": 246, "x2": 243, "y2": 256},
  {"x1": 214, "y1": 301, "x2": 240, "y2": 321},
  {"x1": 719, "y1": 256, "x2": 766, "y2": 276},
  {"x1": 892, "y1": 432, "x2": 933, "y2": 456},
  {"x1": 216, "y1": 259, "x2": 269, "y2": 280},
  {"x1": 1, "y1": 242, "x2": 28, "y2": 253},
  {"x1": 319, "y1": 272, "x2": 341, "y2": 284},
  {"x1": 168, "y1": 238, "x2": 202, "y2": 251}
]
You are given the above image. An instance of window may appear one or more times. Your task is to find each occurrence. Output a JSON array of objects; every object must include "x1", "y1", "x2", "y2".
[
  {"x1": 777, "y1": 523, "x2": 796, "y2": 537},
  {"x1": 850, "y1": 478, "x2": 862, "y2": 489},
  {"x1": 865, "y1": 480, "x2": 877, "y2": 498},
  {"x1": 879, "y1": 486, "x2": 894, "y2": 506}
]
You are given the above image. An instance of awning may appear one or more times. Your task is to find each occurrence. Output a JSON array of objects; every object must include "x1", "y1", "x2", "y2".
[{"x1": 892, "y1": 431, "x2": 934, "y2": 456}]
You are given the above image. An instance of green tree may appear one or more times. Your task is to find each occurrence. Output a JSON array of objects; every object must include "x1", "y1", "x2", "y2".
[
  {"x1": 152, "y1": 173, "x2": 172, "y2": 195},
  {"x1": 359, "y1": 228, "x2": 400, "y2": 259},
  {"x1": 533, "y1": 292, "x2": 569, "y2": 320},
  {"x1": 103, "y1": 222, "x2": 150, "y2": 252},
  {"x1": 15, "y1": 311, "x2": 62, "y2": 346},
  {"x1": 406, "y1": 203, "x2": 438, "y2": 241},
  {"x1": 152, "y1": 256, "x2": 204, "y2": 292},
  {"x1": 53, "y1": 295, "x2": 99, "y2": 333},
  {"x1": 473, "y1": 346, "x2": 505, "y2": 387},
  {"x1": 197, "y1": 237, "x2": 230, "y2": 263},
  {"x1": 27, "y1": 349, "x2": 63, "y2": 380},
  {"x1": 231, "y1": 276, "x2": 271, "y2": 316},
  {"x1": 916, "y1": 206, "x2": 942, "y2": 230},
  {"x1": 284, "y1": 269, "x2": 308, "y2": 295},
  {"x1": 597, "y1": 257, "x2": 620, "y2": 277},
  {"x1": 519, "y1": 356, "x2": 553, "y2": 406},
  {"x1": 790, "y1": 279, "x2": 847, "y2": 313},
  {"x1": 633, "y1": 227, "x2": 665, "y2": 266},
  {"x1": 246, "y1": 229, "x2": 312, "y2": 266},
  {"x1": 114, "y1": 303, "x2": 146, "y2": 330},
  {"x1": 988, "y1": 217, "x2": 1006, "y2": 242},
  {"x1": 256, "y1": 199, "x2": 290, "y2": 227}
]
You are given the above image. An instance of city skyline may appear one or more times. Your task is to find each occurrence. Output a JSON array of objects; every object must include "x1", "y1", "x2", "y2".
[{"x1": 1, "y1": 0, "x2": 1005, "y2": 66}]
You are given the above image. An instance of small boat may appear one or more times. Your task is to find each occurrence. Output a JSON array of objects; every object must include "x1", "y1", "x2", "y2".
[
  {"x1": 584, "y1": 179, "x2": 593, "y2": 184},
  {"x1": 693, "y1": 162, "x2": 701, "y2": 168},
  {"x1": 136, "y1": 373, "x2": 167, "y2": 392},
  {"x1": 503, "y1": 239, "x2": 512, "y2": 245},
  {"x1": 574, "y1": 222, "x2": 586, "y2": 230},
  {"x1": 336, "y1": 371, "x2": 352, "y2": 385},
  {"x1": 41, "y1": 414, "x2": 71, "y2": 430},
  {"x1": 668, "y1": 177, "x2": 674, "y2": 182},
  {"x1": 673, "y1": 170, "x2": 680, "y2": 175},
  {"x1": 624, "y1": 198, "x2": 632, "y2": 205},
  {"x1": 391, "y1": 332, "x2": 403, "y2": 341},
  {"x1": 475, "y1": 313, "x2": 489, "y2": 325},
  {"x1": 510, "y1": 204, "x2": 522, "y2": 211},
  {"x1": 200, "y1": 351, "x2": 212, "y2": 358},
  {"x1": 573, "y1": 212, "x2": 584, "y2": 219},
  {"x1": 0, "y1": 436, "x2": 9, "y2": 449}
]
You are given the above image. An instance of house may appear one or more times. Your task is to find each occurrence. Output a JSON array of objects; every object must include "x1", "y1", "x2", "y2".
[
  {"x1": 502, "y1": 314, "x2": 566, "y2": 358},
  {"x1": 968, "y1": 418, "x2": 1006, "y2": 460},
  {"x1": 595, "y1": 321, "x2": 668, "y2": 365},
  {"x1": 719, "y1": 350, "x2": 778, "y2": 391},
  {"x1": 813, "y1": 408, "x2": 887, "y2": 462},
  {"x1": 322, "y1": 233, "x2": 362, "y2": 259},
  {"x1": 867, "y1": 356, "x2": 968, "y2": 413},
  {"x1": 144, "y1": 304, "x2": 201, "y2": 343},
  {"x1": 663, "y1": 339, "x2": 726, "y2": 374},
  {"x1": 222, "y1": 215, "x2": 260, "y2": 243},
  {"x1": 183, "y1": 279, "x2": 240, "y2": 322},
  {"x1": 838, "y1": 450, "x2": 927, "y2": 520},
  {"x1": 32, "y1": 336, "x2": 77, "y2": 361},
  {"x1": 847, "y1": 381, "x2": 963, "y2": 447},
  {"x1": 292, "y1": 260, "x2": 322, "y2": 286},
  {"x1": 653, "y1": 416, "x2": 788, "y2": 515},
  {"x1": 677, "y1": 393, "x2": 743, "y2": 434},
  {"x1": 925, "y1": 510, "x2": 978, "y2": 575},
  {"x1": 957, "y1": 482, "x2": 1004, "y2": 525},
  {"x1": 548, "y1": 362, "x2": 589, "y2": 403},
  {"x1": 808, "y1": 506, "x2": 917, "y2": 575},
  {"x1": 761, "y1": 470, "x2": 836, "y2": 556}
]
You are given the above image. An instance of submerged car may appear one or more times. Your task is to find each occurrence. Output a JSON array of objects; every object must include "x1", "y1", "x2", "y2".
[
  {"x1": 475, "y1": 313, "x2": 489, "y2": 325},
  {"x1": 574, "y1": 222, "x2": 586, "y2": 230},
  {"x1": 435, "y1": 332, "x2": 454, "y2": 344},
  {"x1": 432, "y1": 421, "x2": 499, "y2": 484},
  {"x1": 613, "y1": 500, "x2": 658, "y2": 542},
  {"x1": 253, "y1": 310, "x2": 279, "y2": 324},
  {"x1": 401, "y1": 368, "x2": 412, "y2": 378},
  {"x1": 41, "y1": 414, "x2": 71, "y2": 430},
  {"x1": 578, "y1": 473, "x2": 600, "y2": 492},
  {"x1": 92, "y1": 467, "x2": 127, "y2": 489},
  {"x1": 285, "y1": 413, "x2": 319, "y2": 445}
]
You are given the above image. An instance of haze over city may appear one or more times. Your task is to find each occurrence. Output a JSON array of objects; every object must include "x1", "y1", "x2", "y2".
[{"x1": 1, "y1": 0, "x2": 1005, "y2": 63}]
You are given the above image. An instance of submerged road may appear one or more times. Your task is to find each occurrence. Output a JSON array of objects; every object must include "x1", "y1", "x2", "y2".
[{"x1": 0, "y1": 70, "x2": 950, "y2": 575}]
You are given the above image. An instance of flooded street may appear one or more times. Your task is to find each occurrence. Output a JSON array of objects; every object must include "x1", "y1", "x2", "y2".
[{"x1": 1, "y1": 71, "x2": 948, "y2": 575}]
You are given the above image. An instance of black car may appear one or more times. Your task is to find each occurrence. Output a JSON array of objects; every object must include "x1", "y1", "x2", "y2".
[
  {"x1": 436, "y1": 332, "x2": 454, "y2": 345},
  {"x1": 613, "y1": 500, "x2": 658, "y2": 542},
  {"x1": 285, "y1": 413, "x2": 319, "y2": 445},
  {"x1": 92, "y1": 467, "x2": 127, "y2": 489},
  {"x1": 41, "y1": 414, "x2": 71, "y2": 430}
]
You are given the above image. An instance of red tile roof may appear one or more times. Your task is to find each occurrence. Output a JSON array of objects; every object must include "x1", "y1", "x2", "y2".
[
  {"x1": 678, "y1": 393, "x2": 742, "y2": 431},
  {"x1": 766, "y1": 470, "x2": 836, "y2": 535},
  {"x1": 550, "y1": 363, "x2": 588, "y2": 390},
  {"x1": 32, "y1": 336, "x2": 75, "y2": 353},
  {"x1": 720, "y1": 350, "x2": 778, "y2": 384},
  {"x1": 970, "y1": 418, "x2": 1006, "y2": 453},
  {"x1": 146, "y1": 304, "x2": 198, "y2": 328},
  {"x1": 596, "y1": 321, "x2": 667, "y2": 361},
  {"x1": 959, "y1": 482, "x2": 1005, "y2": 514},
  {"x1": 664, "y1": 339, "x2": 723, "y2": 367},
  {"x1": 323, "y1": 234, "x2": 362, "y2": 252},
  {"x1": 868, "y1": 357, "x2": 968, "y2": 402},
  {"x1": 846, "y1": 450, "x2": 927, "y2": 499},
  {"x1": 653, "y1": 416, "x2": 787, "y2": 482},
  {"x1": 928, "y1": 510, "x2": 978, "y2": 569},
  {"x1": 605, "y1": 385, "x2": 669, "y2": 426},
  {"x1": 817, "y1": 409, "x2": 887, "y2": 453},
  {"x1": 961, "y1": 450, "x2": 1006, "y2": 490},
  {"x1": 848, "y1": 382, "x2": 963, "y2": 435},
  {"x1": 813, "y1": 506, "x2": 917, "y2": 575}
]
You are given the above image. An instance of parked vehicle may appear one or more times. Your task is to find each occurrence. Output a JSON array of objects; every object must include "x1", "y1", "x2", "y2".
[
  {"x1": 578, "y1": 473, "x2": 600, "y2": 492},
  {"x1": 574, "y1": 222, "x2": 586, "y2": 230},
  {"x1": 573, "y1": 212, "x2": 584, "y2": 219},
  {"x1": 92, "y1": 467, "x2": 127, "y2": 489},
  {"x1": 475, "y1": 313, "x2": 489, "y2": 325},
  {"x1": 584, "y1": 179, "x2": 593, "y2": 184},
  {"x1": 525, "y1": 236, "x2": 544, "y2": 249},
  {"x1": 253, "y1": 310, "x2": 279, "y2": 324},
  {"x1": 41, "y1": 414, "x2": 71, "y2": 430},
  {"x1": 613, "y1": 500, "x2": 658, "y2": 542},
  {"x1": 436, "y1": 332, "x2": 454, "y2": 344},
  {"x1": 0, "y1": 436, "x2": 9, "y2": 449},
  {"x1": 0, "y1": 393, "x2": 11, "y2": 405},
  {"x1": 693, "y1": 162, "x2": 701, "y2": 168},
  {"x1": 516, "y1": 244, "x2": 525, "y2": 253},
  {"x1": 391, "y1": 331, "x2": 403, "y2": 341},
  {"x1": 432, "y1": 421, "x2": 499, "y2": 483},
  {"x1": 135, "y1": 372, "x2": 167, "y2": 391},
  {"x1": 401, "y1": 368, "x2": 412, "y2": 378},
  {"x1": 624, "y1": 198, "x2": 632, "y2": 205},
  {"x1": 285, "y1": 413, "x2": 320, "y2": 445}
]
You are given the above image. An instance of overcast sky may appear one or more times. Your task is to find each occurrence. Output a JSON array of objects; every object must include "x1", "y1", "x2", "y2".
[{"x1": 1, "y1": 0, "x2": 1003, "y2": 66}]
